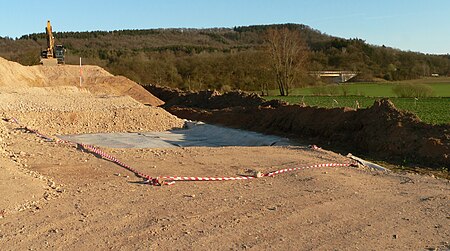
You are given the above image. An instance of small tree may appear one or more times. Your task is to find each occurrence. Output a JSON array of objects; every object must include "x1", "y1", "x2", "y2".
[{"x1": 265, "y1": 27, "x2": 308, "y2": 96}]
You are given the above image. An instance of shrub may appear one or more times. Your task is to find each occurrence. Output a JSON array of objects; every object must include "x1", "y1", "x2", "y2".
[{"x1": 393, "y1": 83, "x2": 434, "y2": 98}]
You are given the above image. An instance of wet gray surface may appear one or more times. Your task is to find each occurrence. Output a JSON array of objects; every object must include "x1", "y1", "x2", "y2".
[{"x1": 58, "y1": 122, "x2": 292, "y2": 148}]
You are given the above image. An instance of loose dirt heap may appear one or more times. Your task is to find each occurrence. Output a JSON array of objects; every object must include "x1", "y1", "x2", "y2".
[
  {"x1": 0, "y1": 57, "x2": 184, "y2": 134},
  {"x1": 0, "y1": 57, "x2": 163, "y2": 106},
  {"x1": 0, "y1": 87, "x2": 183, "y2": 135},
  {"x1": 145, "y1": 84, "x2": 287, "y2": 109},
  {"x1": 146, "y1": 85, "x2": 449, "y2": 168}
]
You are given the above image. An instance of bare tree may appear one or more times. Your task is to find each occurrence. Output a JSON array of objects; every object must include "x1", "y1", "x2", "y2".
[{"x1": 265, "y1": 27, "x2": 308, "y2": 96}]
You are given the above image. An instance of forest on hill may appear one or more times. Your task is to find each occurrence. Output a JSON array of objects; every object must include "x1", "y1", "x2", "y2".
[{"x1": 1, "y1": 23, "x2": 449, "y2": 91}]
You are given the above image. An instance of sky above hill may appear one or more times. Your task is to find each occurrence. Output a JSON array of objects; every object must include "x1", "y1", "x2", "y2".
[{"x1": 1, "y1": 0, "x2": 449, "y2": 54}]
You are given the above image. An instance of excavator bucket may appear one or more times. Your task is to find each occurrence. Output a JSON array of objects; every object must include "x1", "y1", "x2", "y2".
[{"x1": 40, "y1": 58, "x2": 58, "y2": 66}]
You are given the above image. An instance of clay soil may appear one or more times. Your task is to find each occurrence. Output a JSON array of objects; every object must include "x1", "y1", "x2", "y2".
[{"x1": 1, "y1": 58, "x2": 449, "y2": 250}]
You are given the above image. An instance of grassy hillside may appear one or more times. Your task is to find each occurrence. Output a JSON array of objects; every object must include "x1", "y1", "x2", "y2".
[{"x1": 1, "y1": 24, "x2": 449, "y2": 91}]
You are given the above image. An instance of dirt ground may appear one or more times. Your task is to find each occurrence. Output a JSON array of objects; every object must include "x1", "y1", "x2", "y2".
[
  {"x1": 1, "y1": 121, "x2": 449, "y2": 250},
  {"x1": 0, "y1": 57, "x2": 449, "y2": 250}
]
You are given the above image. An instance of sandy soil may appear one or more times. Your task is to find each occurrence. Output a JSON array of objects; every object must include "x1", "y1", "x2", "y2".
[
  {"x1": 0, "y1": 121, "x2": 449, "y2": 250},
  {"x1": 0, "y1": 57, "x2": 449, "y2": 250},
  {"x1": 0, "y1": 86, "x2": 184, "y2": 135},
  {"x1": 0, "y1": 57, "x2": 163, "y2": 106}
]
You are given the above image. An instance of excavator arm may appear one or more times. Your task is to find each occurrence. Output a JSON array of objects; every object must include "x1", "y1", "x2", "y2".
[{"x1": 45, "y1": 20, "x2": 54, "y2": 58}]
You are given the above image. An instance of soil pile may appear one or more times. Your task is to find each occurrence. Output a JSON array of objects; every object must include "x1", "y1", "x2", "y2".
[
  {"x1": 0, "y1": 87, "x2": 184, "y2": 135},
  {"x1": 145, "y1": 84, "x2": 287, "y2": 108},
  {"x1": 0, "y1": 58, "x2": 185, "y2": 134},
  {"x1": 0, "y1": 86, "x2": 143, "y2": 112},
  {"x1": 166, "y1": 98, "x2": 449, "y2": 167},
  {"x1": 144, "y1": 84, "x2": 187, "y2": 104},
  {"x1": 0, "y1": 57, "x2": 44, "y2": 87},
  {"x1": 5, "y1": 108, "x2": 184, "y2": 135},
  {"x1": 0, "y1": 57, "x2": 163, "y2": 106}
]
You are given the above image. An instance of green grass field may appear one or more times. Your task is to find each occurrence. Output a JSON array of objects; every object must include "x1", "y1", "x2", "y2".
[
  {"x1": 267, "y1": 77, "x2": 450, "y2": 97},
  {"x1": 265, "y1": 78, "x2": 450, "y2": 125},
  {"x1": 265, "y1": 96, "x2": 449, "y2": 125}
]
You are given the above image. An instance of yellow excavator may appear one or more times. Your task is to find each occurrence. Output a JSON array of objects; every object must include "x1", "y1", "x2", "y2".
[{"x1": 40, "y1": 20, "x2": 65, "y2": 65}]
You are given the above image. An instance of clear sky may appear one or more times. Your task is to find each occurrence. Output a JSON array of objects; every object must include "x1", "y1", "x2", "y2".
[{"x1": 1, "y1": 0, "x2": 449, "y2": 54}]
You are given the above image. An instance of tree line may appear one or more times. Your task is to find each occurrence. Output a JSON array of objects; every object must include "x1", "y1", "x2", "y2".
[{"x1": 0, "y1": 24, "x2": 448, "y2": 93}]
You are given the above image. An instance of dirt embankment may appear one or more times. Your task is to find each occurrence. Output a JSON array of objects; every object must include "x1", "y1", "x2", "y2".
[
  {"x1": 144, "y1": 84, "x2": 287, "y2": 109},
  {"x1": 147, "y1": 85, "x2": 449, "y2": 168},
  {"x1": 0, "y1": 57, "x2": 163, "y2": 106}
]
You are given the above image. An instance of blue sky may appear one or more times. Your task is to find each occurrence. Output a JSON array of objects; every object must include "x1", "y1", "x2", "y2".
[{"x1": 1, "y1": 0, "x2": 449, "y2": 54}]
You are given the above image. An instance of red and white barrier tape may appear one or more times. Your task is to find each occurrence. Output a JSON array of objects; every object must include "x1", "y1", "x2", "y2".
[
  {"x1": 5, "y1": 117, "x2": 355, "y2": 186},
  {"x1": 309, "y1": 144, "x2": 322, "y2": 150}
]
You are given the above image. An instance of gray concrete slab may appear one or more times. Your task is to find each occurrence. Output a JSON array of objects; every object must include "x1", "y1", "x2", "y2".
[{"x1": 58, "y1": 122, "x2": 292, "y2": 148}]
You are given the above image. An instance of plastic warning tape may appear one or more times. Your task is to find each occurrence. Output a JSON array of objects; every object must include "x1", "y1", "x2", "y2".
[
  {"x1": 162, "y1": 175, "x2": 256, "y2": 182},
  {"x1": 161, "y1": 163, "x2": 351, "y2": 182},
  {"x1": 265, "y1": 163, "x2": 350, "y2": 177},
  {"x1": 5, "y1": 117, "x2": 354, "y2": 186},
  {"x1": 80, "y1": 142, "x2": 351, "y2": 185}
]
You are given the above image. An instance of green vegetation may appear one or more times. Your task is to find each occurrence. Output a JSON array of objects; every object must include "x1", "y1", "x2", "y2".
[
  {"x1": 265, "y1": 95, "x2": 449, "y2": 125},
  {"x1": 268, "y1": 78, "x2": 450, "y2": 97},
  {"x1": 265, "y1": 79, "x2": 450, "y2": 124},
  {"x1": 392, "y1": 83, "x2": 434, "y2": 98},
  {"x1": 1, "y1": 24, "x2": 449, "y2": 92}
]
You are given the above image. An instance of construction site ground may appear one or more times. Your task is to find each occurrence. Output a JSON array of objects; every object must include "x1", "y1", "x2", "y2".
[{"x1": 0, "y1": 57, "x2": 449, "y2": 250}]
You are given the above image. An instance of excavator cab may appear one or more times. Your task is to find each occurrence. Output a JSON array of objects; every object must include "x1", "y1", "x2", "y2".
[{"x1": 54, "y1": 45, "x2": 65, "y2": 64}]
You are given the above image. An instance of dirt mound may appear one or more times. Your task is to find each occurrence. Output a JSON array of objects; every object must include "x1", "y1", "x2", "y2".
[
  {"x1": 0, "y1": 86, "x2": 184, "y2": 135},
  {"x1": 0, "y1": 86, "x2": 144, "y2": 112},
  {"x1": 0, "y1": 57, "x2": 163, "y2": 106},
  {"x1": 144, "y1": 84, "x2": 187, "y2": 103},
  {"x1": 0, "y1": 57, "x2": 184, "y2": 137},
  {"x1": 5, "y1": 108, "x2": 184, "y2": 135},
  {"x1": 0, "y1": 57, "x2": 44, "y2": 87},
  {"x1": 145, "y1": 84, "x2": 287, "y2": 108},
  {"x1": 167, "y1": 99, "x2": 449, "y2": 168}
]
